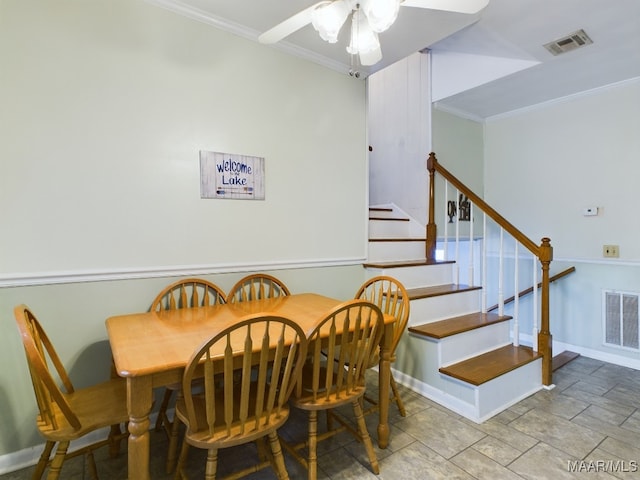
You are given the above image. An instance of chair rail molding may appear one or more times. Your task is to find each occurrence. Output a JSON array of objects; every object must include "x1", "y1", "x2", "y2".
[{"x1": 0, "y1": 257, "x2": 365, "y2": 288}]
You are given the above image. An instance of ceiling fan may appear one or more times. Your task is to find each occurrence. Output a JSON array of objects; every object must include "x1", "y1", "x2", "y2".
[{"x1": 258, "y1": 0, "x2": 490, "y2": 71}]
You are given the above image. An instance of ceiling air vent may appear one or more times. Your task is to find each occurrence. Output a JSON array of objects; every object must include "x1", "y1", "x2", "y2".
[{"x1": 543, "y1": 29, "x2": 593, "y2": 56}]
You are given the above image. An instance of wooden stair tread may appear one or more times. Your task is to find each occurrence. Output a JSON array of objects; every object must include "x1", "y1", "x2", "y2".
[
  {"x1": 408, "y1": 312, "x2": 512, "y2": 339},
  {"x1": 439, "y1": 345, "x2": 542, "y2": 386},
  {"x1": 369, "y1": 207, "x2": 393, "y2": 212},
  {"x1": 406, "y1": 283, "x2": 482, "y2": 300},
  {"x1": 363, "y1": 259, "x2": 454, "y2": 269},
  {"x1": 369, "y1": 238, "x2": 426, "y2": 242},
  {"x1": 553, "y1": 351, "x2": 580, "y2": 371},
  {"x1": 369, "y1": 216, "x2": 410, "y2": 221}
]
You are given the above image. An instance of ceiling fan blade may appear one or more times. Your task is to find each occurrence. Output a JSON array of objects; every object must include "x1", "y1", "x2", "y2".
[
  {"x1": 359, "y1": 45, "x2": 383, "y2": 66},
  {"x1": 258, "y1": 2, "x2": 327, "y2": 44},
  {"x1": 401, "y1": 0, "x2": 489, "y2": 14}
]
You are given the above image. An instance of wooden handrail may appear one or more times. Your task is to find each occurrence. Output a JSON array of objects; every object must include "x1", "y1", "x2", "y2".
[
  {"x1": 427, "y1": 152, "x2": 539, "y2": 256},
  {"x1": 487, "y1": 266, "x2": 576, "y2": 312},
  {"x1": 426, "y1": 152, "x2": 555, "y2": 386}
]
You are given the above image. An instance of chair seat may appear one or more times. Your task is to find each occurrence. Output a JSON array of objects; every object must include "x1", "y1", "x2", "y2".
[{"x1": 38, "y1": 378, "x2": 129, "y2": 442}]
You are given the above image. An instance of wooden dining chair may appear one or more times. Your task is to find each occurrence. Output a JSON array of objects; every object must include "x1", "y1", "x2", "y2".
[
  {"x1": 282, "y1": 300, "x2": 384, "y2": 480},
  {"x1": 173, "y1": 314, "x2": 308, "y2": 480},
  {"x1": 13, "y1": 305, "x2": 129, "y2": 480},
  {"x1": 149, "y1": 277, "x2": 227, "y2": 473},
  {"x1": 150, "y1": 277, "x2": 227, "y2": 312},
  {"x1": 355, "y1": 275, "x2": 410, "y2": 417},
  {"x1": 226, "y1": 273, "x2": 291, "y2": 304}
]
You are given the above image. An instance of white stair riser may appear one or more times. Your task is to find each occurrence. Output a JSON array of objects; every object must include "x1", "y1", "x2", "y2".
[
  {"x1": 436, "y1": 322, "x2": 511, "y2": 366},
  {"x1": 438, "y1": 358, "x2": 543, "y2": 421},
  {"x1": 368, "y1": 241, "x2": 425, "y2": 262},
  {"x1": 365, "y1": 263, "x2": 453, "y2": 288},
  {"x1": 474, "y1": 359, "x2": 542, "y2": 419},
  {"x1": 408, "y1": 290, "x2": 481, "y2": 326},
  {"x1": 369, "y1": 220, "x2": 412, "y2": 238},
  {"x1": 369, "y1": 220, "x2": 425, "y2": 238},
  {"x1": 393, "y1": 340, "x2": 543, "y2": 423}
]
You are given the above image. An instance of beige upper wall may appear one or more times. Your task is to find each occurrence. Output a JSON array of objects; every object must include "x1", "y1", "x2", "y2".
[
  {"x1": 431, "y1": 108, "x2": 484, "y2": 190},
  {"x1": 431, "y1": 108, "x2": 484, "y2": 235},
  {"x1": 484, "y1": 79, "x2": 640, "y2": 261},
  {"x1": 0, "y1": 0, "x2": 367, "y2": 280}
]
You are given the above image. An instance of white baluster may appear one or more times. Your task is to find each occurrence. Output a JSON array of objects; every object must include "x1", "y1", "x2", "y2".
[
  {"x1": 443, "y1": 182, "x2": 449, "y2": 261},
  {"x1": 498, "y1": 228, "x2": 504, "y2": 316},
  {"x1": 454, "y1": 189, "x2": 460, "y2": 285},
  {"x1": 533, "y1": 256, "x2": 539, "y2": 352},
  {"x1": 513, "y1": 242, "x2": 519, "y2": 346},
  {"x1": 469, "y1": 202, "x2": 474, "y2": 286},
  {"x1": 481, "y1": 213, "x2": 487, "y2": 313}
]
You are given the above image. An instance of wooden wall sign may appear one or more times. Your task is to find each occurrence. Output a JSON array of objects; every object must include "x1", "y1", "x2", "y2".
[{"x1": 200, "y1": 151, "x2": 265, "y2": 200}]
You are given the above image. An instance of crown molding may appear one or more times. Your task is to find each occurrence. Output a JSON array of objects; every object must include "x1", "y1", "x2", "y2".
[
  {"x1": 432, "y1": 101, "x2": 485, "y2": 123},
  {"x1": 142, "y1": 0, "x2": 351, "y2": 76},
  {"x1": 484, "y1": 75, "x2": 640, "y2": 122}
]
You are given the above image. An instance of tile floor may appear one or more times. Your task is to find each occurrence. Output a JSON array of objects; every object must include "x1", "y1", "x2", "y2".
[{"x1": 4, "y1": 356, "x2": 640, "y2": 479}]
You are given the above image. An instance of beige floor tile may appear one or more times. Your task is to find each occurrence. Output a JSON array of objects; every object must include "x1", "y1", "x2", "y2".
[
  {"x1": 471, "y1": 436, "x2": 525, "y2": 466},
  {"x1": 584, "y1": 448, "x2": 640, "y2": 480},
  {"x1": 393, "y1": 407, "x2": 486, "y2": 459},
  {"x1": 5, "y1": 355, "x2": 640, "y2": 480},
  {"x1": 509, "y1": 442, "x2": 618, "y2": 480},
  {"x1": 510, "y1": 408, "x2": 606, "y2": 458},
  {"x1": 377, "y1": 440, "x2": 474, "y2": 480},
  {"x1": 451, "y1": 447, "x2": 523, "y2": 479}
]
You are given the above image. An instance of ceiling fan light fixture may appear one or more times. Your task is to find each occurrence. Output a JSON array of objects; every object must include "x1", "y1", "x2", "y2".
[
  {"x1": 361, "y1": 0, "x2": 401, "y2": 33},
  {"x1": 311, "y1": 0, "x2": 351, "y2": 43},
  {"x1": 347, "y1": 9, "x2": 380, "y2": 55}
]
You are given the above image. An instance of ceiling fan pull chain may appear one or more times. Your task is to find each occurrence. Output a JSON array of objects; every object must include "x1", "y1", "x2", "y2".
[{"x1": 349, "y1": 9, "x2": 361, "y2": 78}]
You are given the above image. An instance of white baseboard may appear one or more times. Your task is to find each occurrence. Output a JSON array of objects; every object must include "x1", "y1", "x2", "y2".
[
  {"x1": 0, "y1": 412, "x2": 161, "y2": 475},
  {"x1": 551, "y1": 340, "x2": 640, "y2": 371},
  {"x1": 0, "y1": 428, "x2": 109, "y2": 474},
  {"x1": 391, "y1": 366, "x2": 543, "y2": 424}
]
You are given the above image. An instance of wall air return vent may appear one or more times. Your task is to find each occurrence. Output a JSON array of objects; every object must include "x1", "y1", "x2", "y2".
[
  {"x1": 544, "y1": 29, "x2": 593, "y2": 56},
  {"x1": 603, "y1": 290, "x2": 639, "y2": 351}
]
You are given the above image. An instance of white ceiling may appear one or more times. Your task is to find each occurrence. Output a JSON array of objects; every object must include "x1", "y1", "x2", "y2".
[{"x1": 145, "y1": 0, "x2": 640, "y2": 119}]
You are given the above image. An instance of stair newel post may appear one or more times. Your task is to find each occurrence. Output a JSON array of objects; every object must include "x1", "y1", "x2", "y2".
[
  {"x1": 426, "y1": 152, "x2": 437, "y2": 261},
  {"x1": 538, "y1": 237, "x2": 554, "y2": 386}
]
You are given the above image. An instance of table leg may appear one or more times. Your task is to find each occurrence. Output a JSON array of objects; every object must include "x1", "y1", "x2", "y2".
[
  {"x1": 377, "y1": 322, "x2": 393, "y2": 449},
  {"x1": 126, "y1": 376, "x2": 153, "y2": 480}
]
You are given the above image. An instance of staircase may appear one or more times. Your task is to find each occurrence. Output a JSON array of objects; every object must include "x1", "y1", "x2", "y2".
[{"x1": 365, "y1": 205, "x2": 544, "y2": 423}]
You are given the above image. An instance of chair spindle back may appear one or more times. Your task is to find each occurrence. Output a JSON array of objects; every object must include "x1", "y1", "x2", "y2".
[
  {"x1": 298, "y1": 300, "x2": 384, "y2": 403},
  {"x1": 181, "y1": 314, "x2": 307, "y2": 442},
  {"x1": 150, "y1": 278, "x2": 226, "y2": 312},
  {"x1": 14, "y1": 305, "x2": 80, "y2": 431},
  {"x1": 227, "y1": 274, "x2": 291, "y2": 304},
  {"x1": 355, "y1": 276, "x2": 410, "y2": 357}
]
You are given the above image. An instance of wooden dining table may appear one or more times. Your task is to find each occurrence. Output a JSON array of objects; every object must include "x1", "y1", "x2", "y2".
[{"x1": 106, "y1": 292, "x2": 395, "y2": 480}]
